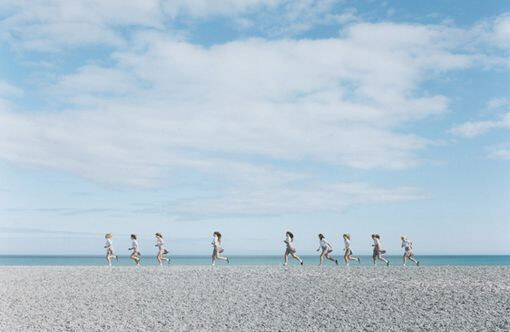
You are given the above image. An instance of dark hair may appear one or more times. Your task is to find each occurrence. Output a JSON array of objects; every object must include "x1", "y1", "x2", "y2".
[
  {"x1": 131, "y1": 234, "x2": 137, "y2": 240},
  {"x1": 286, "y1": 231, "x2": 294, "y2": 240},
  {"x1": 214, "y1": 231, "x2": 222, "y2": 242},
  {"x1": 155, "y1": 232, "x2": 162, "y2": 238},
  {"x1": 318, "y1": 233, "x2": 324, "y2": 240},
  {"x1": 373, "y1": 234, "x2": 380, "y2": 239}
]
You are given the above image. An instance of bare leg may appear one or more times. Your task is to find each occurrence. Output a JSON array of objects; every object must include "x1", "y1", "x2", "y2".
[
  {"x1": 130, "y1": 253, "x2": 140, "y2": 266},
  {"x1": 110, "y1": 250, "x2": 118, "y2": 261},
  {"x1": 290, "y1": 253, "x2": 303, "y2": 264},
  {"x1": 409, "y1": 256, "x2": 419, "y2": 265},
  {"x1": 283, "y1": 252, "x2": 289, "y2": 266},
  {"x1": 325, "y1": 253, "x2": 338, "y2": 265},
  {"x1": 319, "y1": 251, "x2": 325, "y2": 265},
  {"x1": 211, "y1": 252, "x2": 216, "y2": 265},
  {"x1": 106, "y1": 249, "x2": 116, "y2": 266},
  {"x1": 345, "y1": 254, "x2": 359, "y2": 265},
  {"x1": 377, "y1": 254, "x2": 389, "y2": 265},
  {"x1": 157, "y1": 250, "x2": 169, "y2": 265},
  {"x1": 215, "y1": 252, "x2": 228, "y2": 261}
]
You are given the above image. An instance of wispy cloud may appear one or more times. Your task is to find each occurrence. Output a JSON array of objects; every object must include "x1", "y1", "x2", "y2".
[
  {"x1": 0, "y1": 0, "x2": 348, "y2": 51},
  {"x1": 450, "y1": 97, "x2": 510, "y2": 160},
  {"x1": 0, "y1": 80, "x2": 23, "y2": 97},
  {"x1": 1, "y1": 180, "x2": 428, "y2": 219},
  {"x1": 0, "y1": 226, "x2": 103, "y2": 236},
  {"x1": 487, "y1": 144, "x2": 510, "y2": 160},
  {"x1": 450, "y1": 113, "x2": 510, "y2": 138}
]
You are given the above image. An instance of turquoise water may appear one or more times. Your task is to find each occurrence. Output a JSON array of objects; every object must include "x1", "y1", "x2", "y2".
[{"x1": 0, "y1": 255, "x2": 509, "y2": 266}]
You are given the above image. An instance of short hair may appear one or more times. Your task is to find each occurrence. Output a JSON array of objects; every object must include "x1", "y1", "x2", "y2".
[{"x1": 131, "y1": 234, "x2": 137, "y2": 240}]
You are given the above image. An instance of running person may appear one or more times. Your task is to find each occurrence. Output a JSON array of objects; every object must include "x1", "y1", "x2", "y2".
[
  {"x1": 128, "y1": 234, "x2": 141, "y2": 266},
  {"x1": 211, "y1": 231, "x2": 229, "y2": 265},
  {"x1": 104, "y1": 233, "x2": 118, "y2": 267},
  {"x1": 317, "y1": 234, "x2": 338, "y2": 266},
  {"x1": 401, "y1": 236, "x2": 420, "y2": 266},
  {"x1": 155, "y1": 233, "x2": 170, "y2": 266},
  {"x1": 283, "y1": 231, "x2": 304, "y2": 266},
  {"x1": 372, "y1": 234, "x2": 390, "y2": 266},
  {"x1": 343, "y1": 233, "x2": 360, "y2": 265}
]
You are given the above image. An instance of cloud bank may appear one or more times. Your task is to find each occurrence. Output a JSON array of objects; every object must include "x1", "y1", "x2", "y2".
[{"x1": 0, "y1": 3, "x2": 509, "y2": 217}]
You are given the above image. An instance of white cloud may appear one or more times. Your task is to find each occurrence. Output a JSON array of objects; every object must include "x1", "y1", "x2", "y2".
[
  {"x1": 2, "y1": 1, "x2": 509, "y2": 55},
  {"x1": 161, "y1": 0, "x2": 280, "y2": 19},
  {"x1": 491, "y1": 13, "x2": 510, "y2": 49},
  {"x1": 450, "y1": 113, "x2": 510, "y2": 138},
  {"x1": 487, "y1": 146, "x2": 510, "y2": 160},
  {"x1": 0, "y1": 0, "x2": 166, "y2": 50},
  {"x1": 451, "y1": 97, "x2": 510, "y2": 161},
  {"x1": 0, "y1": 0, "x2": 345, "y2": 50},
  {"x1": 0, "y1": 80, "x2": 23, "y2": 97},
  {"x1": 160, "y1": 182, "x2": 427, "y2": 219},
  {"x1": 487, "y1": 97, "x2": 510, "y2": 110},
  {"x1": 0, "y1": 81, "x2": 23, "y2": 113},
  {"x1": 1, "y1": 22, "x2": 476, "y2": 186},
  {"x1": 1, "y1": 7, "x2": 509, "y2": 216}
]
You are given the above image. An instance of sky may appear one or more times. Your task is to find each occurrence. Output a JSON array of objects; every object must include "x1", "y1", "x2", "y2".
[{"x1": 0, "y1": 0, "x2": 509, "y2": 256}]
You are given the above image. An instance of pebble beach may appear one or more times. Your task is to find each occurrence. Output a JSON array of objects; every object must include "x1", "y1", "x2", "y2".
[{"x1": 1, "y1": 266, "x2": 509, "y2": 331}]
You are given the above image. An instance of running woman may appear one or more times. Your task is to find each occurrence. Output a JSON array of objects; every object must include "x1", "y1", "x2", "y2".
[
  {"x1": 372, "y1": 234, "x2": 390, "y2": 266},
  {"x1": 128, "y1": 234, "x2": 141, "y2": 266},
  {"x1": 104, "y1": 233, "x2": 118, "y2": 267},
  {"x1": 316, "y1": 233, "x2": 338, "y2": 266},
  {"x1": 283, "y1": 231, "x2": 304, "y2": 266},
  {"x1": 155, "y1": 233, "x2": 170, "y2": 266},
  {"x1": 401, "y1": 236, "x2": 420, "y2": 266},
  {"x1": 343, "y1": 233, "x2": 360, "y2": 265},
  {"x1": 211, "y1": 231, "x2": 229, "y2": 265}
]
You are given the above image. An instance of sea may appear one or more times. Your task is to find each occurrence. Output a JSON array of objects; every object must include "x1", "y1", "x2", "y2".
[{"x1": 0, "y1": 255, "x2": 509, "y2": 266}]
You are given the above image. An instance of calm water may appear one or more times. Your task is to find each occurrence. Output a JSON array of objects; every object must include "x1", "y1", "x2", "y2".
[{"x1": 0, "y1": 255, "x2": 509, "y2": 266}]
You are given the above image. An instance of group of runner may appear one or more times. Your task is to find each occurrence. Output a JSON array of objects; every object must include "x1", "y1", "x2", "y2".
[
  {"x1": 104, "y1": 232, "x2": 420, "y2": 267},
  {"x1": 283, "y1": 232, "x2": 419, "y2": 267}
]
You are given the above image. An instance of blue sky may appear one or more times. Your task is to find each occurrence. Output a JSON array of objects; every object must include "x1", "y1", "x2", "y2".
[{"x1": 0, "y1": 0, "x2": 509, "y2": 255}]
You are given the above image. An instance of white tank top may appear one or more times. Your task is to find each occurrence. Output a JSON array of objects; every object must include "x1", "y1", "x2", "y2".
[{"x1": 156, "y1": 237, "x2": 164, "y2": 248}]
